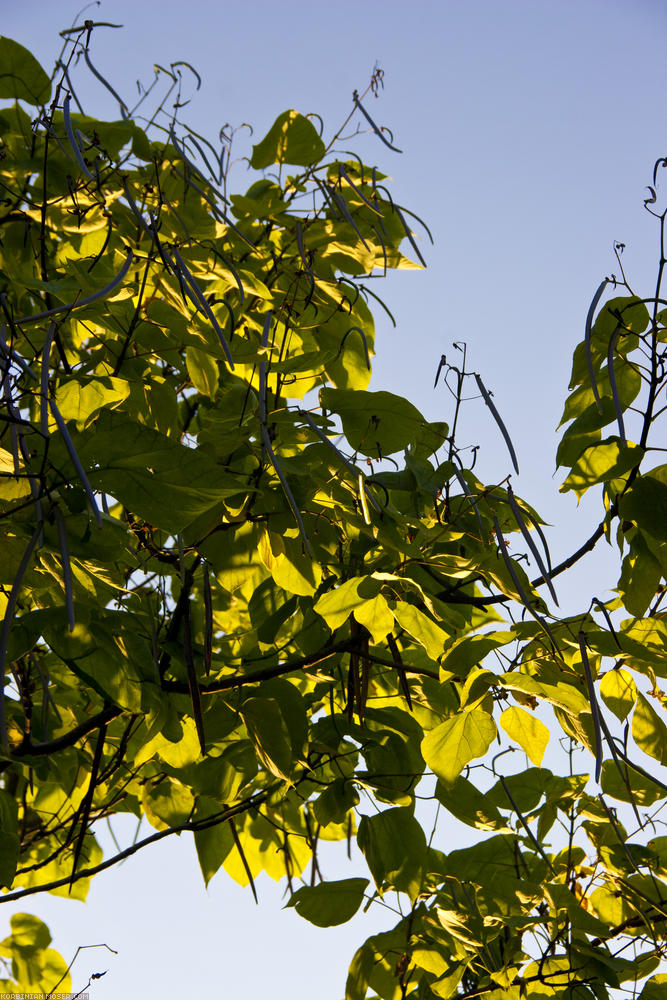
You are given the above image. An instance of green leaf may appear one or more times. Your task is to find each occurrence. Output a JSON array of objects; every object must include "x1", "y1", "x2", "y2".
[
  {"x1": 250, "y1": 110, "x2": 325, "y2": 168},
  {"x1": 241, "y1": 697, "x2": 293, "y2": 780},
  {"x1": 639, "y1": 974, "x2": 667, "y2": 1000},
  {"x1": 619, "y1": 467, "x2": 667, "y2": 542},
  {"x1": 435, "y1": 776, "x2": 506, "y2": 831},
  {"x1": 422, "y1": 709, "x2": 497, "y2": 785},
  {"x1": 287, "y1": 878, "x2": 369, "y2": 927},
  {"x1": 320, "y1": 388, "x2": 429, "y2": 457},
  {"x1": 600, "y1": 668, "x2": 637, "y2": 721},
  {"x1": 499, "y1": 706, "x2": 549, "y2": 765},
  {"x1": 54, "y1": 376, "x2": 131, "y2": 429},
  {"x1": 143, "y1": 776, "x2": 195, "y2": 831},
  {"x1": 0, "y1": 37, "x2": 51, "y2": 106},
  {"x1": 357, "y1": 807, "x2": 427, "y2": 899},
  {"x1": 632, "y1": 693, "x2": 667, "y2": 764},
  {"x1": 560, "y1": 438, "x2": 643, "y2": 497},
  {"x1": 600, "y1": 759, "x2": 664, "y2": 806},
  {"x1": 185, "y1": 346, "x2": 219, "y2": 399},
  {"x1": 392, "y1": 603, "x2": 448, "y2": 660},
  {"x1": 193, "y1": 799, "x2": 234, "y2": 886}
]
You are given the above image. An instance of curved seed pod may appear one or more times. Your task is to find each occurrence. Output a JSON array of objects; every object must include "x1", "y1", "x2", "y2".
[
  {"x1": 492, "y1": 513, "x2": 558, "y2": 651},
  {"x1": 40, "y1": 324, "x2": 55, "y2": 437},
  {"x1": 360, "y1": 284, "x2": 396, "y2": 327},
  {"x1": 83, "y1": 49, "x2": 130, "y2": 119},
  {"x1": 393, "y1": 202, "x2": 434, "y2": 245},
  {"x1": 591, "y1": 598, "x2": 622, "y2": 650},
  {"x1": 585, "y1": 278, "x2": 608, "y2": 414},
  {"x1": 54, "y1": 506, "x2": 75, "y2": 632},
  {"x1": 506, "y1": 485, "x2": 558, "y2": 605},
  {"x1": 393, "y1": 205, "x2": 427, "y2": 268},
  {"x1": 475, "y1": 374, "x2": 519, "y2": 475},
  {"x1": 606, "y1": 323, "x2": 626, "y2": 446},
  {"x1": 297, "y1": 408, "x2": 381, "y2": 513},
  {"x1": 49, "y1": 399, "x2": 102, "y2": 527},
  {"x1": 63, "y1": 93, "x2": 94, "y2": 180},
  {"x1": 578, "y1": 631, "x2": 603, "y2": 782},
  {"x1": 169, "y1": 246, "x2": 234, "y2": 368},
  {"x1": 170, "y1": 163, "x2": 255, "y2": 251},
  {"x1": 353, "y1": 94, "x2": 402, "y2": 152},
  {"x1": 328, "y1": 186, "x2": 369, "y2": 250},
  {"x1": 338, "y1": 165, "x2": 383, "y2": 217},
  {"x1": 259, "y1": 356, "x2": 311, "y2": 556},
  {"x1": 18, "y1": 251, "x2": 134, "y2": 325},
  {"x1": 295, "y1": 221, "x2": 313, "y2": 277},
  {"x1": 0, "y1": 524, "x2": 42, "y2": 750},
  {"x1": 517, "y1": 505, "x2": 553, "y2": 576},
  {"x1": 337, "y1": 326, "x2": 371, "y2": 370}
]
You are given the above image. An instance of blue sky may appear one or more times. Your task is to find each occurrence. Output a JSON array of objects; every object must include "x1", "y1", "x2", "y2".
[{"x1": 3, "y1": 0, "x2": 667, "y2": 996}]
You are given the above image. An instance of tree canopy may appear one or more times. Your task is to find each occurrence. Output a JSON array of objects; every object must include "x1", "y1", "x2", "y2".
[{"x1": 0, "y1": 23, "x2": 666, "y2": 1000}]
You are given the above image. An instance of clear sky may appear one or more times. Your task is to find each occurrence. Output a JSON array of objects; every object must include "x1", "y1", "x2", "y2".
[{"x1": 2, "y1": 0, "x2": 667, "y2": 996}]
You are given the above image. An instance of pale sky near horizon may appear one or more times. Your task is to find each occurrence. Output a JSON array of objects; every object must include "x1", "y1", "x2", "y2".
[{"x1": 2, "y1": 1, "x2": 667, "y2": 996}]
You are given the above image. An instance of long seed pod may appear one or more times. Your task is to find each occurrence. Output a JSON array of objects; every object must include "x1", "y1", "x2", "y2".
[
  {"x1": 18, "y1": 251, "x2": 134, "y2": 325},
  {"x1": 393, "y1": 205, "x2": 427, "y2": 268},
  {"x1": 338, "y1": 164, "x2": 384, "y2": 216},
  {"x1": 49, "y1": 399, "x2": 102, "y2": 527},
  {"x1": 260, "y1": 410, "x2": 311, "y2": 557},
  {"x1": 0, "y1": 524, "x2": 42, "y2": 750},
  {"x1": 328, "y1": 186, "x2": 370, "y2": 250},
  {"x1": 229, "y1": 818, "x2": 258, "y2": 903},
  {"x1": 83, "y1": 49, "x2": 130, "y2": 119},
  {"x1": 387, "y1": 633, "x2": 412, "y2": 710},
  {"x1": 578, "y1": 631, "x2": 603, "y2": 782},
  {"x1": 585, "y1": 278, "x2": 608, "y2": 414},
  {"x1": 70, "y1": 720, "x2": 107, "y2": 881},
  {"x1": 297, "y1": 408, "x2": 381, "y2": 513},
  {"x1": 63, "y1": 93, "x2": 94, "y2": 180},
  {"x1": 606, "y1": 323, "x2": 626, "y2": 446},
  {"x1": 183, "y1": 600, "x2": 206, "y2": 755},
  {"x1": 516, "y1": 504, "x2": 553, "y2": 576},
  {"x1": 168, "y1": 246, "x2": 234, "y2": 368},
  {"x1": 203, "y1": 564, "x2": 213, "y2": 677},
  {"x1": 353, "y1": 93, "x2": 402, "y2": 152},
  {"x1": 506, "y1": 485, "x2": 558, "y2": 605},
  {"x1": 295, "y1": 221, "x2": 312, "y2": 276},
  {"x1": 591, "y1": 597, "x2": 623, "y2": 650},
  {"x1": 54, "y1": 506, "x2": 75, "y2": 632},
  {"x1": 492, "y1": 513, "x2": 558, "y2": 652},
  {"x1": 475, "y1": 374, "x2": 519, "y2": 475},
  {"x1": 40, "y1": 323, "x2": 55, "y2": 437},
  {"x1": 337, "y1": 326, "x2": 371, "y2": 370},
  {"x1": 597, "y1": 710, "x2": 642, "y2": 827}
]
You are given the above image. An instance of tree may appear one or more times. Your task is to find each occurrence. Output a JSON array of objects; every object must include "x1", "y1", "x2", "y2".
[{"x1": 0, "y1": 21, "x2": 665, "y2": 999}]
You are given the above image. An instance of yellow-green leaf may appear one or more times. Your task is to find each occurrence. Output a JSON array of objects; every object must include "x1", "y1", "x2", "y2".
[
  {"x1": 499, "y1": 706, "x2": 549, "y2": 766},
  {"x1": 185, "y1": 346, "x2": 219, "y2": 399},
  {"x1": 632, "y1": 693, "x2": 667, "y2": 764},
  {"x1": 422, "y1": 709, "x2": 497, "y2": 785},
  {"x1": 600, "y1": 668, "x2": 637, "y2": 722},
  {"x1": 250, "y1": 110, "x2": 325, "y2": 168}
]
